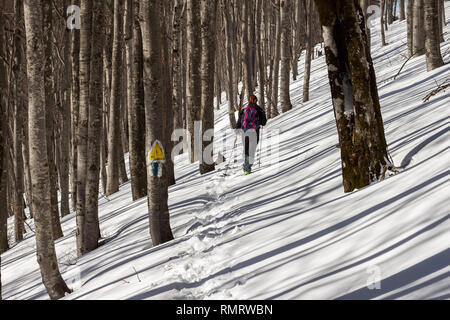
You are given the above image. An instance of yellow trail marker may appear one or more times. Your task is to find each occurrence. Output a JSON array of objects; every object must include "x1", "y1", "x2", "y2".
[{"x1": 149, "y1": 140, "x2": 165, "y2": 161}]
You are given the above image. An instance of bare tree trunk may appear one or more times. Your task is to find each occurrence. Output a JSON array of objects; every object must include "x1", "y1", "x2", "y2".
[
  {"x1": 13, "y1": 0, "x2": 25, "y2": 242},
  {"x1": 399, "y1": 0, "x2": 405, "y2": 20},
  {"x1": 0, "y1": 8, "x2": 5, "y2": 293},
  {"x1": 407, "y1": 0, "x2": 414, "y2": 56},
  {"x1": 303, "y1": 0, "x2": 313, "y2": 102},
  {"x1": 186, "y1": 0, "x2": 202, "y2": 162},
  {"x1": 84, "y1": 0, "x2": 106, "y2": 253},
  {"x1": 70, "y1": 0, "x2": 80, "y2": 213},
  {"x1": 200, "y1": 0, "x2": 217, "y2": 175},
  {"x1": 381, "y1": 0, "x2": 387, "y2": 46},
  {"x1": 424, "y1": 0, "x2": 444, "y2": 71},
  {"x1": 413, "y1": 0, "x2": 425, "y2": 56},
  {"x1": 360, "y1": 0, "x2": 371, "y2": 47},
  {"x1": 315, "y1": 0, "x2": 389, "y2": 193},
  {"x1": 23, "y1": 0, "x2": 70, "y2": 299},
  {"x1": 437, "y1": 0, "x2": 445, "y2": 42},
  {"x1": 126, "y1": 0, "x2": 147, "y2": 200},
  {"x1": 271, "y1": 0, "x2": 281, "y2": 117},
  {"x1": 141, "y1": 0, "x2": 174, "y2": 246},
  {"x1": 172, "y1": 0, "x2": 184, "y2": 131},
  {"x1": 76, "y1": 0, "x2": 92, "y2": 256},
  {"x1": 106, "y1": 0, "x2": 124, "y2": 195},
  {"x1": 241, "y1": 0, "x2": 254, "y2": 98},
  {"x1": 257, "y1": 0, "x2": 265, "y2": 107},
  {"x1": 43, "y1": 0, "x2": 63, "y2": 240},
  {"x1": 222, "y1": 0, "x2": 237, "y2": 128},
  {"x1": 280, "y1": 0, "x2": 293, "y2": 112}
]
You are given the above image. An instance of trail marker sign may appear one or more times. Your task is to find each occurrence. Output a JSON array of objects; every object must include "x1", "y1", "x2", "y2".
[{"x1": 149, "y1": 140, "x2": 165, "y2": 161}]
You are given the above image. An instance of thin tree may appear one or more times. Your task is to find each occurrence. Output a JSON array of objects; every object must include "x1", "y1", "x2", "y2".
[
  {"x1": 23, "y1": 0, "x2": 71, "y2": 299},
  {"x1": 271, "y1": 0, "x2": 281, "y2": 118},
  {"x1": 106, "y1": 0, "x2": 124, "y2": 195},
  {"x1": 141, "y1": 0, "x2": 175, "y2": 245},
  {"x1": 280, "y1": 0, "x2": 293, "y2": 112},
  {"x1": 380, "y1": 0, "x2": 387, "y2": 46},
  {"x1": 303, "y1": 0, "x2": 313, "y2": 102},
  {"x1": 407, "y1": 0, "x2": 414, "y2": 57},
  {"x1": 200, "y1": 0, "x2": 218, "y2": 174},
  {"x1": 413, "y1": 0, "x2": 425, "y2": 55},
  {"x1": 424, "y1": 0, "x2": 444, "y2": 71},
  {"x1": 314, "y1": 0, "x2": 389, "y2": 193},
  {"x1": 186, "y1": 0, "x2": 203, "y2": 162}
]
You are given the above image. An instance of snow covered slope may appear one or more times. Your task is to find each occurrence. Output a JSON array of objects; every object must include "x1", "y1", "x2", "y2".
[{"x1": 2, "y1": 5, "x2": 450, "y2": 300}]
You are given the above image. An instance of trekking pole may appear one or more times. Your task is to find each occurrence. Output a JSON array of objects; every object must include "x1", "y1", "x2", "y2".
[
  {"x1": 222, "y1": 134, "x2": 238, "y2": 177},
  {"x1": 258, "y1": 127, "x2": 263, "y2": 169}
]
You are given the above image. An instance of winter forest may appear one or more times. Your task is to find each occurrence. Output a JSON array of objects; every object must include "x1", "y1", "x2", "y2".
[{"x1": 0, "y1": 0, "x2": 449, "y2": 301}]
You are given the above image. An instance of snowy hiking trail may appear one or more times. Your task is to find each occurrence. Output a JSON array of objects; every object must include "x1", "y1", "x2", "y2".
[{"x1": 2, "y1": 5, "x2": 450, "y2": 300}]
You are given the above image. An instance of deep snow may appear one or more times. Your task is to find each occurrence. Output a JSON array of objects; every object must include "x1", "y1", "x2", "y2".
[{"x1": 1, "y1": 5, "x2": 450, "y2": 300}]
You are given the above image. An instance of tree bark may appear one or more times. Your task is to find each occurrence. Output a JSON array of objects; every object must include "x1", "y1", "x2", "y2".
[
  {"x1": 106, "y1": 0, "x2": 124, "y2": 195},
  {"x1": 141, "y1": 0, "x2": 175, "y2": 246},
  {"x1": 399, "y1": 0, "x2": 405, "y2": 20},
  {"x1": 44, "y1": 0, "x2": 63, "y2": 240},
  {"x1": 126, "y1": 0, "x2": 147, "y2": 200},
  {"x1": 75, "y1": 0, "x2": 92, "y2": 256},
  {"x1": 271, "y1": 0, "x2": 281, "y2": 118},
  {"x1": 186, "y1": 0, "x2": 203, "y2": 162},
  {"x1": 303, "y1": 0, "x2": 313, "y2": 102},
  {"x1": 314, "y1": 0, "x2": 389, "y2": 193},
  {"x1": 23, "y1": 0, "x2": 70, "y2": 299},
  {"x1": 424, "y1": 0, "x2": 444, "y2": 71},
  {"x1": 380, "y1": 0, "x2": 387, "y2": 46},
  {"x1": 407, "y1": 0, "x2": 414, "y2": 56},
  {"x1": 413, "y1": 0, "x2": 425, "y2": 56},
  {"x1": 199, "y1": 0, "x2": 217, "y2": 175},
  {"x1": 280, "y1": 0, "x2": 293, "y2": 112},
  {"x1": 84, "y1": 0, "x2": 105, "y2": 253}
]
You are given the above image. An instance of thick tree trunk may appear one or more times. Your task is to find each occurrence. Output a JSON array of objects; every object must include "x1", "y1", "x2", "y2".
[
  {"x1": 106, "y1": 0, "x2": 124, "y2": 195},
  {"x1": 314, "y1": 0, "x2": 389, "y2": 193},
  {"x1": 84, "y1": 0, "x2": 105, "y2": 253},
  {"x1": 186, "y1": 0, "x2": 203, "y2": 162},
  {"x1": 126, "y1": 0, "x2": 147, "y2": 200},
  {"x1": 76, "y1": 0, "x2": 92, "y2": 256},
  {"x1": 23, "y1": 0, "x2": 70, "y2": 299},
  {"x1": 141, "y1": 0, "x2": 174, "y2": 246},
  {"x1": 199, "y1": 0, "x2": 217, "y2": 175},
  {"x1": 0, "y1": 6, "x2": 4, "y2": 295},
  {"x1": 413, "y1": 0, "x2": 425, "y2": 56},
  {"x1": 303, "y1": 0, "x2": 313, "y2": 102},
  {"x1": 424, "y1": 0, "x2": 444, "y2": 71},
  {"x1": 44, "y1": 0, "x2": 63, "y2": 240},
  {"x1": 280, "y1": 0, "x2": 293, "y2": 112},
  {"x1": 13, "y1": 0, "x2": 25, "y2": 242},
  {"x1": 172, "y1": 0, "x2": 184, "y2": 131}
]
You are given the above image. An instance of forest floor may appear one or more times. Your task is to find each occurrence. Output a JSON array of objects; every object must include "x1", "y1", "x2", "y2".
[{"x1": 2, "y1": 4, "x2": 450, "y2": 300}]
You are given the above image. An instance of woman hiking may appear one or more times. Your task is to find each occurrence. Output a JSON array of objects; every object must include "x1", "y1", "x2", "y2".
[{"x1": 236, "y1": 94, "x2": 267, "y2": 175}]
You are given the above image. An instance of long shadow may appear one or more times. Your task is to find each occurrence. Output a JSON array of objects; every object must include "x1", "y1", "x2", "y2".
[
  {"x1": 337, "y1": 248, "x2": 450, "y2": 300},
  {"x1": 400, "y1": 128, "x2": 450, "y2": 168},
  {"x1": 268, "y1": 214, "x2": 449, "y2": 299}
]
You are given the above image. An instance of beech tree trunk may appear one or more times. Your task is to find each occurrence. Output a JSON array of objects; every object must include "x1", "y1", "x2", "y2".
[
  {"x1": 407, "y1": 0, "x2": 414, "y2": 57},
  {"x1": 424, "y1": 0, "x2": 444, "y2": 71},
  {"x1": 199, "y1": 0, "x2": 217, "y2": 175},
  {"x1": 314, "y1": 0, "x2": 389, "y2": 193},
  {"x1": 381, "y1": 0, "x2": 387, "y2": 46},
  {"x1": 280, "y1": 0, "x2": 293, "y2": 112},
  {"x1": 271, "y1": 0, "x2": 281, "y2": 118},
  {"x1": 399, "y1": 0, "x2": 405, "y2": 20},
  {"x1": 413, "y1": 0, "x2": 425, "y2": 56},
  {"x1": 23, "y1": 0, "x2": 70, "y2": 299},
  {"x1": 84, "y1": 0, "x2": 105, "y2": 253},
  {"x1": 141, "y1": 0, "x2": 174, "y2": 246},
  {"x1": 106, "y1": 0, "x2": 124, "y2": 195},
  {"x1": 303, "y1": 0, "x2": 313, "y2": 102},
  {"x1": 127, "y1": 0, "x2": 147, "y2": 200},
  {"x1": 44, "y1": 0, "x2": 63, "y2": 240},
  {"x1": 186, "y1": 0, "x2": 203, "y2": 162}
]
